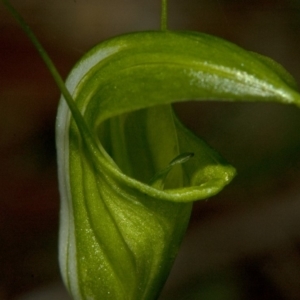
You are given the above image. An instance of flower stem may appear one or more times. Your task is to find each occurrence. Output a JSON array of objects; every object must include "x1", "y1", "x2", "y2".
[{"x1": 161, "y1": 0, "x2": 168, "y2": 31}]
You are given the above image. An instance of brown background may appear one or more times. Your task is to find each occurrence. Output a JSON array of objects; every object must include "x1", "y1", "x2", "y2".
[{"x1": 1, "y1": 0, "x2": 300, "y2": 299}]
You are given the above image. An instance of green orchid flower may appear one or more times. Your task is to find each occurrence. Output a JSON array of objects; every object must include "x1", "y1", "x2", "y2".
[{"x1": 3, "y1": 0, "x2": 300, "y2": 299}]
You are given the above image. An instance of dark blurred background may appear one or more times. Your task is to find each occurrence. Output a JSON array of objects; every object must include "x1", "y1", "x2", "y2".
[{"x1": 1, "y1": 0, "x2": 300, "y2": 299}]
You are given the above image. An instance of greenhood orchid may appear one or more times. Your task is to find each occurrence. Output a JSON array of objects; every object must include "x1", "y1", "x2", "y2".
[{"x1": 3, "y1": 0, "x2": 300, "y2": 299}]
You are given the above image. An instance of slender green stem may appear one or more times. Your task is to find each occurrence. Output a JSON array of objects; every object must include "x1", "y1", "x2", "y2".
[
  {"x1": 2, "y1": 0, "x2": 98, "y2": 153},
  {"x1": 161, "y1": 0, "x2": 168, "y2": 31}
]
